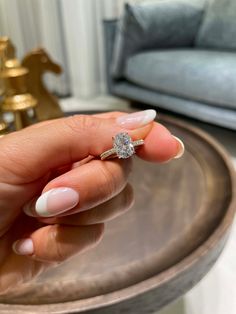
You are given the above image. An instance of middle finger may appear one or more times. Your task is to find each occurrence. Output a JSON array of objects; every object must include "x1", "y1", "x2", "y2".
[
  {"x1": 24, "y1": 158, "x2": 132, "y2": 218},
  {"x1": 39, "y1": 184, "x2": 134, "y2": 226}
]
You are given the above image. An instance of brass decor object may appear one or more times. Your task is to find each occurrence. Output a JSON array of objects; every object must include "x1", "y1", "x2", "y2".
[
  {"x1": 22, "y1": 48, "x2": 64, "y2": 121},
  {"x1": 0, "y1": 37, "x2": 16, "y2": 72},
  {"x1": 0, "y1": 37, "x2": 16, "y2": 133},
  {"x1": 1, "y1": 58, "x2": 37, "y2": 130},
  {"x1": 0, "y1": 37, "x2": 64, "y2": 131}
]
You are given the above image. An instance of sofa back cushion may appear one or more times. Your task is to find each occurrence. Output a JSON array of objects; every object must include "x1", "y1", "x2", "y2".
[
  {"x1": 196, "y1": 0, "x2": 236, "y2": 50},
  {"x1": 112, "y1": 0, "x2": 205, "y2": 79}
]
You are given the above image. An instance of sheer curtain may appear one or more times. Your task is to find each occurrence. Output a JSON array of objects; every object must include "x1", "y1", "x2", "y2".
[
  {"x1": 0, "y1": 0, "x2": 70, "y2": 95},
  {"x1": 60, "y1": 0, "x2": 128, "y2": 98},
  {"x1": 0, "y1": 0, "x2": 126, "y2": 98}
]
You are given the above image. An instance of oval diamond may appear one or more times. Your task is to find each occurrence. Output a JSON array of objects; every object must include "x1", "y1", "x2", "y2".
[{"x1": 113, "y1": 133, "x2": 135, "y2": 159}]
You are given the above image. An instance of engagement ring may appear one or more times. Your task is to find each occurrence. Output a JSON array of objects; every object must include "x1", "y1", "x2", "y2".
[{"x1": 100, "y1": 132, "x2": 144, "y2": 160}]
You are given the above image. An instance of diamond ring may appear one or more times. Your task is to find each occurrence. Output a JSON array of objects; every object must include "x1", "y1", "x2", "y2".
[{"x1": 100, "y1": 132, "x2": 144, "y2": 160}]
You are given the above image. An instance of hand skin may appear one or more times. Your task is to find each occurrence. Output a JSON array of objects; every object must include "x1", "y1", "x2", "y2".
[{"x1": 0, "y1": 111, "x2": 182, "y2": 294}]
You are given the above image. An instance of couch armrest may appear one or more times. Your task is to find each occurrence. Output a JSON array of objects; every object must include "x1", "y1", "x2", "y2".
[{"x1": 110, "y1": 0, "x2": 207, "y2": 78}]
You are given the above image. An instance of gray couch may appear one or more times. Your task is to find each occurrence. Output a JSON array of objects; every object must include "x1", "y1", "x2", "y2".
[{"x1": 103, "y1": 0, "x2": 236, "y2": 130}]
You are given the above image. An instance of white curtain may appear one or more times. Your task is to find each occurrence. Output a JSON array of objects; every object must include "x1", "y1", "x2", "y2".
[{"x1": 0, "y1": 0, "x2": 127, "y2": 98}]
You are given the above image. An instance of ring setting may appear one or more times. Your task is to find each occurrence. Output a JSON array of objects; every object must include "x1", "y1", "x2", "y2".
[{"x1": 100, "y1": 132, "x2": 144, "y2": 160}]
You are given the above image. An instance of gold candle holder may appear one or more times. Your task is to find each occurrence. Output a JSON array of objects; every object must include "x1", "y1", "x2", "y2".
[
  {"x1": 2, "y1": 94, "x2": 37, "y2": 130},
  {"x1": 0, "y1": 37, "x2": 15, "y2": 133},
  {"x1": 1, "y1": 59, "x2": 37, "y2": 131}
]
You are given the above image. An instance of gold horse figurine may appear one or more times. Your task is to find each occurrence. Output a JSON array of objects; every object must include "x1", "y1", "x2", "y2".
[{"x1": 22, "y1": 48, "x2": 64, "y2": 121}]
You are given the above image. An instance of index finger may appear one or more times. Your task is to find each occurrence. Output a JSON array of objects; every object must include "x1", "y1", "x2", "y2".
[{"x1": 27, "y1": 110, "x2": 183, "y2": 163}]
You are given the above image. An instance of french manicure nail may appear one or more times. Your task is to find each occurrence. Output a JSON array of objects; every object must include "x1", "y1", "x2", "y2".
[
  {"x1": 173, "y1": 136, "x2": 185, "y2": 159},
  {"x1": 13, "y1": 238, "x2": 34, "y2": 256},
  {"x1": 116, "y1": 110, "x2": 157, "y2": 129},
  {"x1": 35, "y1": 187, "x2": 79, "y2": 217}
]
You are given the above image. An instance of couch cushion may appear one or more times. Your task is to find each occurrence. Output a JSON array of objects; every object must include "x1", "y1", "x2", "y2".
[
  {"x1": 124, "y1": 49, "x2": 236, "y2": 109},
  {"x1": 195, "y1": 0, "x2": 236, "y2": 50},
  {"x1": 112, "y1": 0, "x2": 205, "y2": 79}
]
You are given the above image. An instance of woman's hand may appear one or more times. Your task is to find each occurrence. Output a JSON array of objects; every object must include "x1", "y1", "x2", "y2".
[{"x1": 0, "y1": 110, "x2": 184, "y2": 294}]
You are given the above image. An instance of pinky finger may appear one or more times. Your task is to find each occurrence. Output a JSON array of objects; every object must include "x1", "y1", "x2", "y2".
[{"x1": 12, "y1": 223, "x2": 104, "y2": 263}]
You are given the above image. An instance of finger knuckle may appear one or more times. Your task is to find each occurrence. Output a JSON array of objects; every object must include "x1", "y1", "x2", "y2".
[{"x1": 65, "y1": 115, "x2": 101, "y2": 134}]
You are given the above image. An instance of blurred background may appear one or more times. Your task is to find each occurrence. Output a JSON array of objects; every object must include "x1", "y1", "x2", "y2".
[{"x1": 0, "y1": 0, "x2": 128, "y2": 98}]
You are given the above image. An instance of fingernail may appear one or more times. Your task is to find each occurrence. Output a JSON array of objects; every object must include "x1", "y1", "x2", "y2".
[
  {"x1": 173, "y1": 136, "x2": 185, "y2": 159},
  {"x1": 35, "y1": 187, "x2": 79, "y2": 217},
  {"x1": 116, "y1": 110, "x2": 157, "y2": 129},
  {"x1": 12, "y1": 238, "x2": 34, "y2": 256}
]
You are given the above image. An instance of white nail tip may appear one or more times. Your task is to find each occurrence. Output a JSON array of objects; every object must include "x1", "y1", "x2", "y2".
[
  {"x1": 13, "y1": 238, "x2": 34, "y2": 255},
  {"x1": 143, "y1": 109, "x2": 157, "y2": 124},
  {"x1": 35, "y1": 187, "x2": 79, "y2": 217},
  {"x1": 35, "y1": 190, "x2": 52, "y2": 217},
  {"x1": 173, "y1": 136, "x2": 185, "y2": 159}
]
